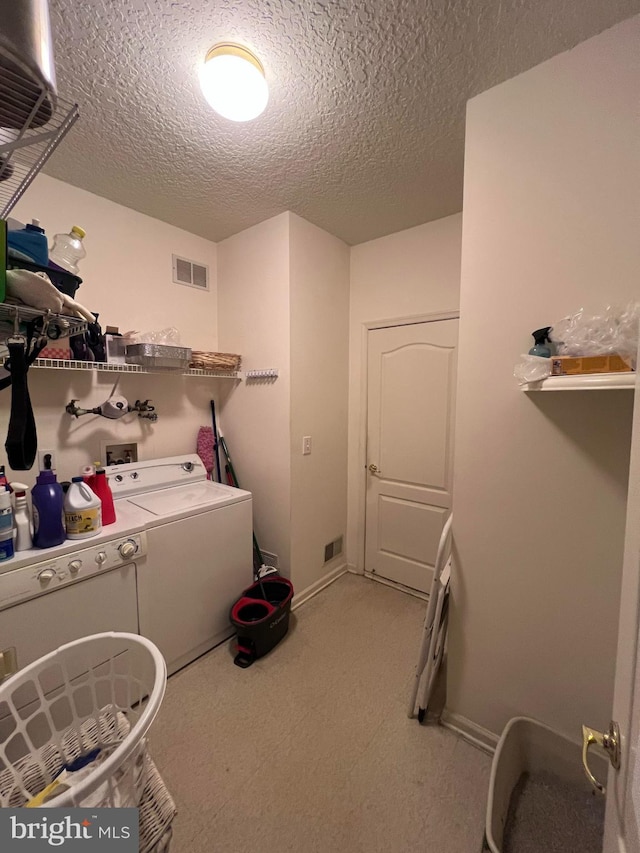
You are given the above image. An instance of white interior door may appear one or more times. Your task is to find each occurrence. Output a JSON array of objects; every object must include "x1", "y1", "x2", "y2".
[
  {"x1": 603, "y1": 370, "x2": 640, "y2": 852},
  {"x1": 365, "y1": 319, "x2": 458, "y2": 593}
]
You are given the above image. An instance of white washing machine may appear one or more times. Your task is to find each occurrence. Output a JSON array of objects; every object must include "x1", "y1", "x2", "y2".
[
  {"x1": 107, "y1": 455, "x2": 253, "y2": 675},
  {"x1": 0, "y1": 500, "x2": 149, "y2": 680}
]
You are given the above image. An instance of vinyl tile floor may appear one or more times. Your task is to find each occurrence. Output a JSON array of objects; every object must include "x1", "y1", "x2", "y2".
[{"x1": 149, "y1": 573, "x2": 492, "y2": 853}]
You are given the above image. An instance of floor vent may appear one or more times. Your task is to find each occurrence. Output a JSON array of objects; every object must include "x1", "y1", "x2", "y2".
[
  {"x1": 172, "y1": 254, "x2": 209, "y2": 290},
  {"x1": 324, "y1": 536, "x2": 344, "y2": 564}
]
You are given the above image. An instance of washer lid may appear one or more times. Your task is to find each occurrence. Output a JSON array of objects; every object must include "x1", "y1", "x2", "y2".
[{"x1": 127, "y1": 481, "x2": 249, "y2": 516}]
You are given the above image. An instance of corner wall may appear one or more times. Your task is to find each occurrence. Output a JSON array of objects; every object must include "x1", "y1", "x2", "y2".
[
  {"x1": 347, "y1": 216, "x2": 462, "y2": 570},
  {"x1": 217, "y1": 214, "x2": 293, "y2": 574},
  {"x1": 289, "y1": 213, "x2": 350, "y2": 592},
  {"x1": 448, "y1": 15, "x2": 640, "y2": 740}
]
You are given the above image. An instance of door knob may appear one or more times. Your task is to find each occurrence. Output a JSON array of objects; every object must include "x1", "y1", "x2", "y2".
[
  {"x1": 581, "y1": 720, "x2": 620, "y2": 794},
  {"x1": 368, "y1": 463, "x2": 380, "y2": 474}
]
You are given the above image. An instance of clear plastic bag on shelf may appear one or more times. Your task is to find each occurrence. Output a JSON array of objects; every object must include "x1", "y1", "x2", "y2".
[
  {"x1": 514, "y1": 354, "x2": 552, "y2": 386},
  {"x1": 550, "y1": 303, "x2": 640, "y2": 366},
  {"x1": 122, "y1": 327, "x2": 182, "y2": 346}
]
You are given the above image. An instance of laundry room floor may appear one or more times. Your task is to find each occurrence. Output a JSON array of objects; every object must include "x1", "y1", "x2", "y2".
[{"x1": 149, "y1": 573, "x2": 491, "y2": 852}]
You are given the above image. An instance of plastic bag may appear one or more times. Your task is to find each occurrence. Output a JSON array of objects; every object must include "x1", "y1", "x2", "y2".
[
  {"x1": 514, "y1": 354, "x2": 552, "y2": 385},
  {"x1": 550, "y1": 303, "x2": 640, "y2": 365},
  {"x1": 123, "y1": 327, "x2": 182, "y2": 346}
]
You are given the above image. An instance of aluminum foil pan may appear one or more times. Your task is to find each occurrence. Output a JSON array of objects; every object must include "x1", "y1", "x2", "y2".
[{"x1": 125, "y1": 343, "x2": 192, "y2": 369}]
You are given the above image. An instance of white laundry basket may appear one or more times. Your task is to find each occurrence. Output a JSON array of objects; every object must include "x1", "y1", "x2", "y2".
[
  {"x1": 483, "y1": 716, "x2": 607, "y2": 852},
  {"x1": 0, "y1": 632, "x2": 166, "y2": 810}
]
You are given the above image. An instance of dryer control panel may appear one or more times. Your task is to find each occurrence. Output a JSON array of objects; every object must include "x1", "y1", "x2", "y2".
[{"x1": 0, "y1": 532, "x2": 147, "y2": 612}]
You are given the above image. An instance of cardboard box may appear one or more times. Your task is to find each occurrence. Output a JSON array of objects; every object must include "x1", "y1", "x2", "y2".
[{"x1": 551, "y1": 355, "x2": 633, "y2": 376}]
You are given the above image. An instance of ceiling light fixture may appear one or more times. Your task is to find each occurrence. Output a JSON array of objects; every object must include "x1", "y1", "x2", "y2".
[{"x1": 199, "y1": 43, "x2": 269, "y2": 122}]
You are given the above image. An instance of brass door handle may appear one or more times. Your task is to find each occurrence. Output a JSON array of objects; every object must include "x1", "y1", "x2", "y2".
[
  {"x1": 368, "y1": 463, "x2": 380, "y2": 474},
  {"x1": 581, "y1": 721, "x2": 620, "y2": 794}
]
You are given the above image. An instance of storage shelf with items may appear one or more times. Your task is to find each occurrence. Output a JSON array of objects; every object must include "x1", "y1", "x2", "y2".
[{"x1": 31, "y1": 357, "x2": 242, "y2": 380}]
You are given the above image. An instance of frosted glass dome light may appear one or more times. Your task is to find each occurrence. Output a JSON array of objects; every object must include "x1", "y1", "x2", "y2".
[{"x1": 200, "y1": 43, "x2": 269, "y2": 122}]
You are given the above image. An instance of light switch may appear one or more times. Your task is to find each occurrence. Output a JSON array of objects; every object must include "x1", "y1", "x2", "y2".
[{"x1": 302, "y1": 436, "x2": 312, "y2": 455}]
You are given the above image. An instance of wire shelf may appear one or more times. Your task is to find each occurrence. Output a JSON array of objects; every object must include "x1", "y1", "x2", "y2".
[
  {"x1": 0, "y1": 64, "x2": 79, "y2": 217},
  {"x1": 30, "y1": 358, "x2": 242, "y2": 379},
  {"x1": 0, "y1": 302, "x2": 88, "y2": 338}
]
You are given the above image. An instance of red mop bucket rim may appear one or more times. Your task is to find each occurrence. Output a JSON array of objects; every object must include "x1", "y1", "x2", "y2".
[{"x1": 230, "y1": 596, "x2": 276, "y2": 626}]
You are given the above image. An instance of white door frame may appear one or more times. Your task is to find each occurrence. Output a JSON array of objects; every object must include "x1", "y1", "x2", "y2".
[{"x1": 355, "y1": 309, "x2": 460, "y2": 575}]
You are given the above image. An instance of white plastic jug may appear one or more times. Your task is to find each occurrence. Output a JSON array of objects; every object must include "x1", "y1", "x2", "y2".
[
  {"x1": 64, "y1": 477, "x2": 102, "y2": 539},
  {"x1": 49, "y1": 226, "x2": 86, "y2": 275}
]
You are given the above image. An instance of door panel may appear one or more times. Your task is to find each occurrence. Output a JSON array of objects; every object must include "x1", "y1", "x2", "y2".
[
  {"x1": 365, "y1": 319, "x2": 458, "y2": 593},
  {"x1": 603, "y1": 366, "x2": 640, "y2": 852}
]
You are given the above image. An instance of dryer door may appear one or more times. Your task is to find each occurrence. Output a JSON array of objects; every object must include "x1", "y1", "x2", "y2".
[{"x1": 0, "y1": 564, "x2": 138, "y2": 676}]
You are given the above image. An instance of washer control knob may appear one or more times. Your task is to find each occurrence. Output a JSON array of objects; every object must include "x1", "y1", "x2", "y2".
[
  {"x1": 69, "y1": 560, "x2": 82, "y2": 573},
  {"x1": 130, "y1": 472, "x2": 139, "y2": 480},
  {"x1": 95, "y1": 551, "x2": 107, "y2": 565},
  {"x1": 38, "y1": 568, "x2": 57, "y2": 583},
  {"x1": 115, "y1": 474, "x2": 123, "y2": 483},
  {"x1": 119, "y1": 540, "x2": 137, "y2": 559}
]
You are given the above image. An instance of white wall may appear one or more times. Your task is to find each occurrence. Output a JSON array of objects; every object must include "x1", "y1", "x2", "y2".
[
  {"x1": 448, "y1": 15, "x2": 640, "y2": 741},
  {"x1": 3, "y1": 173, "x2": 221, "y2": 485},
  {"x1": 347, "y1": 215, "x2": 462, "y2": 569},
  {"x1": 289, "y1": 213, "x2": 350, "y2": 592},
  {"x1": 217, "y1": 214, "x2": 292, "y2": 574},
  {"x1": 12, "y1": 174, "x2": 218, "y2": 350}
]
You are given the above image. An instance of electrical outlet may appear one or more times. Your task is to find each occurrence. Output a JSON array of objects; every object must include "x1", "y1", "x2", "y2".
[
  {"x1": 302, "y1": 436, "x2": 312, "y2": 455},
  {"x1": 37, "y1": 449, "x2": 56, "y2": 472},
  {"x1": 102, "y1": 442, "x2": 138, "y2": 467}
]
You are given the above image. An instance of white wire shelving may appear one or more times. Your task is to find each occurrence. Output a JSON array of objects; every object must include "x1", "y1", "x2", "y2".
[
  {"x1": 0, "y1": 66, "x2": 79, "y2": 217},
  {"x1": 0, "y1": 303, "x2": 88, "y2": 338},
  {"x1": 30, "y1": 358, "x2": 241, "y2": 380}
]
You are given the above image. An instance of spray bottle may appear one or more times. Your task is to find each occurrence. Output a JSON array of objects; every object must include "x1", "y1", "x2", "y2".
[
  {"x1": 528, "y1": 327, "x2": 553, "y2": 358},
  {"x1": 11, "y1": 482, "x2": 33, "y2": 551}
]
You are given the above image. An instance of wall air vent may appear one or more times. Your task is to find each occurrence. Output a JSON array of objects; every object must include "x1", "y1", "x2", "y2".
[{"x1": 172, "y1": 255, "x2": 209, "y2": 290}]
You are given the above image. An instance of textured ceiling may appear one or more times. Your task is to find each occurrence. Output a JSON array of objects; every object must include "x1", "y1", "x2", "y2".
[{"x1": 43, "y1": 0, "x2": 640, "y2": 245}]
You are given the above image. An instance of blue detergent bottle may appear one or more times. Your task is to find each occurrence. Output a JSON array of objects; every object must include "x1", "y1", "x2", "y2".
[
  {"x1": 7, "y1": 219, "x2": 49, "y2": 266},
  {"x1": 32, "y1": 469, "x2": 65, "y2": 548}
]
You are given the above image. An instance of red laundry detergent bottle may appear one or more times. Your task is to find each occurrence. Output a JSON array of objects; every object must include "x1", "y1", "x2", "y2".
[{"x1": 86, "y1": 467, "x2": 116, "y2": 525}]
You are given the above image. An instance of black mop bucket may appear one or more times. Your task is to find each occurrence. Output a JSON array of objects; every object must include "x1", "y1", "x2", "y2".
[{"x1": 230, "y1": 576, "x2": 294, "y2": 668}]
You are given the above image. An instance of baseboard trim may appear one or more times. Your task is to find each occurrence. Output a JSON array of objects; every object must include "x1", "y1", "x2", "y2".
[
  {"x1": 347, "y1": 563, "x2": 361, "y2": 575},
  {"x1": 363, "y1": 570, "x2": 429, "y2": 601},
  {"x1": 440, "y1": 710, "x2": 498, "y2": 755},
  {"x1": 292, "y1": 563, "x2": 348, "y2": 610}
]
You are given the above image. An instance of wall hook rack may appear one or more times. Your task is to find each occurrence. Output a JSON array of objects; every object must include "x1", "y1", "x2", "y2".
[{"x1": 245, "y1": 368, "x2": 279, "y2": 381}]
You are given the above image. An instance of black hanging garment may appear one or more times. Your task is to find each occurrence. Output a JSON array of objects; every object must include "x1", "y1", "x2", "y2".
[{"x1": 1, "y1": 322, "x2": 46, "y2": 470}]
